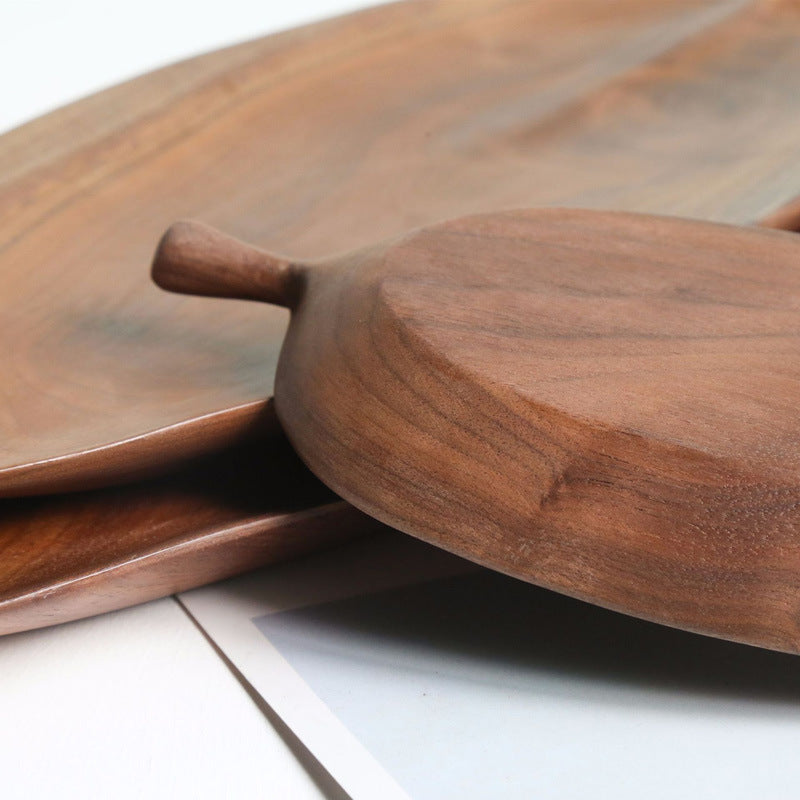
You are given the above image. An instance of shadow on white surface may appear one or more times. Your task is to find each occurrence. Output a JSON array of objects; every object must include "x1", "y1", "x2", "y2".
[
  {"x1": 249, "y1": 549, "x2": 800, "y2": 799},
  {"x1": 259, "y1": 569, "x2": 800, "y2": 705}
]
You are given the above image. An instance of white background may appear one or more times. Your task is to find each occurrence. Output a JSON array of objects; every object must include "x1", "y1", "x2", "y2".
[{"x1": 1, "y1": 0, "x2": 387, "y2": 135}]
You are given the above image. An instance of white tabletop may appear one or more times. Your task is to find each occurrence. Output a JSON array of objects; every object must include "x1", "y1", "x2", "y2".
[{"x1": 0, "y1": 598, "x2": 330, "y2": 798}]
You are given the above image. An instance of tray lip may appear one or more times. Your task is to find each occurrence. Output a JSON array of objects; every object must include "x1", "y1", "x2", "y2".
[{"x1": 0, "y1": 399, "x2": 274, "y2": 497}]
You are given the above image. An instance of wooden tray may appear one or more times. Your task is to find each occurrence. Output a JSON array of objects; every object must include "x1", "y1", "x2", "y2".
[
  {"x1": 5, "y1": 0, "x2": 800, "y2": 494},
  {"x1": 5, "y1": 0, "x2": 800, "y2": 637},
  {"x1": 0, "y1": 428, "x2": 380, "y2": 635}
]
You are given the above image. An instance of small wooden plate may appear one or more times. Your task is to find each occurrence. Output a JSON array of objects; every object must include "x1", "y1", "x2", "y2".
[{"x1": 154, "y1": 209, "x2": 800, "y2": 655}]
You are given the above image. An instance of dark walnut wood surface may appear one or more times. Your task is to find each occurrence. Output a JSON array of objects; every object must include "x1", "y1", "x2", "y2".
[
  {"x1": 0, "y1": 424, "x2": 381, "y2": 635},
  {"x1": 6, "y1": 0, "x2": 800, "y2": 638},
  {"x1": 8, "y1": 0, "x2": 800, "y2": 493},
  {"x1": 5, "y1": 0, "x2": 731, "y2": 634}
]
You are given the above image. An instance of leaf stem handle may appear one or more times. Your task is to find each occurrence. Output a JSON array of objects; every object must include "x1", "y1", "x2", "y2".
[{"x1": 151, "y1": 220, "x2": 301, "y2": 308}]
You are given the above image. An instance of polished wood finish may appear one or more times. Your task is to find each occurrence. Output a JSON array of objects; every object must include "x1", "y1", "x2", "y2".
[
  {"x1": 2, "y1": 0, "x2": 742, "y2": 634},
  {"x1": 8, "y1": 0, "x2": 800, "y2": 636},
  {"x1": 154, "y1": 210, "x2": 800, "y2": 654},
  {"x1": 0, "y1": 400, "x2": 273, "y2": 497},
  {"x1": 12, "y1": 0, "x2": 800, "y2": 494},
  {"x1": 0, "y1": 420, "x2": 382, "y2": 635}
]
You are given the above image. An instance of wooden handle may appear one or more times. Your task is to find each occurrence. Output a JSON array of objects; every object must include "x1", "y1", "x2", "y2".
[{"x1": 151, "y1": 220, "x2": 302, "y2": 308}]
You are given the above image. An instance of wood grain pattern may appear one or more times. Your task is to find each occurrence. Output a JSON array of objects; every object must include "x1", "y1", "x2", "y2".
[
  {"x1": 3, "y1": 0, "x2": 735, "y2": 633},
  {"x1": 0, "y1": 418, "x2": 382, "y2": 635},
  {"x1": 154, "y1": 211, "x2": 800, "y2": 654},
  {"x1": 3, "y1": 0, "x2": 776, "y2": 493},
  {"x1": 7, "y1": 0, "x2": 800, "y2": 635}
]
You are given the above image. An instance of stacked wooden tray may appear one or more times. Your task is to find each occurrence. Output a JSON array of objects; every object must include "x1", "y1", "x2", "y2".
[{"x1": 3, "y1": 0, "x2": 800, "y2": 639}]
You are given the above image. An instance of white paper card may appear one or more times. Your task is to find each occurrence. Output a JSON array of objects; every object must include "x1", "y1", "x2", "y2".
[{"x1": 181, "y1": 531, "x2": 800, "y2": 799}]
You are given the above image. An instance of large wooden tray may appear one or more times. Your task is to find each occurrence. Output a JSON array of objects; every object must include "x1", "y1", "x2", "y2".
[{"x1": 5, "y1": 0, "x2": 800, "y2": 494}]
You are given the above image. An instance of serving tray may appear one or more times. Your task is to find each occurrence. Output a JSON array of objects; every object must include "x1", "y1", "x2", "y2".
[{"x1": 5, "y1": 0, "x2": 800, "y2": 494}]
